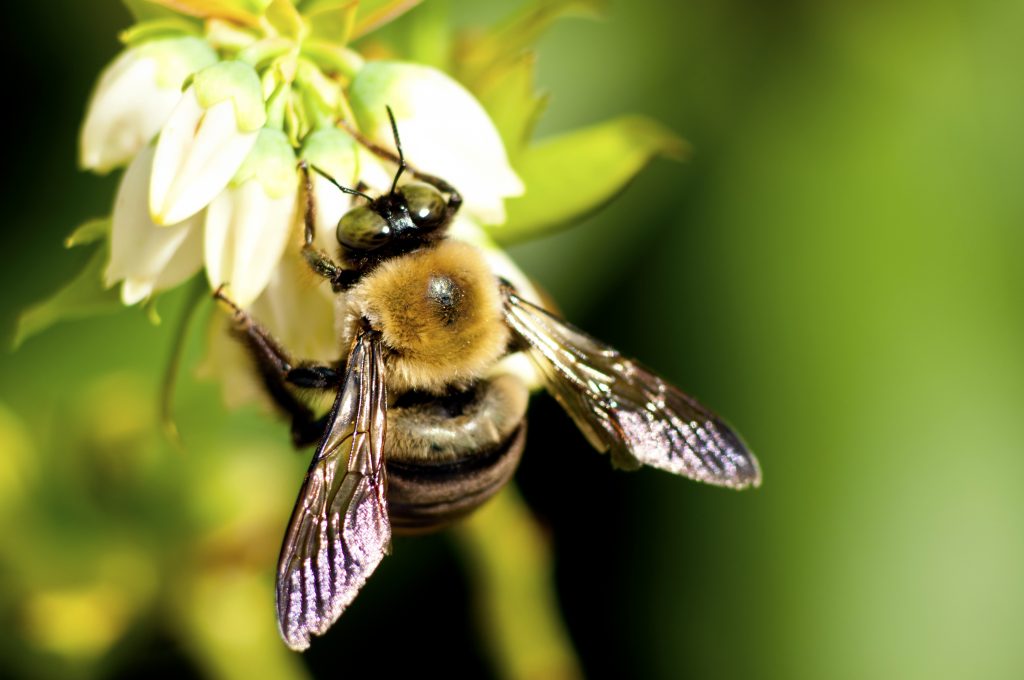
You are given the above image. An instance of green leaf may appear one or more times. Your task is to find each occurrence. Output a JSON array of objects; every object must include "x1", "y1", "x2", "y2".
[
  {"x1": 303, "y1": 0, "x2": 358, "y2": 45},
  {"x1": 498, "y1": 116, "x2": 689, "y2": 243},
  {"x1": 122, "y1": 0, "x2": 190, "y2": 21},
  {"x1": 265, "y1": 0, "x2": 305, "y2": 39},
  {"x1": 12, "y1": 246, "x2": 121, "y2": 350},
  {"x1": 404, "y1": 0, "x2": 451, "y2": 71},
  {"x1": 64, "y1": 218, "x2": 111, "y2": 249},
  {"x1": 473, "y1": 51, "x2": 547, "y2": 160},
  {"x1": 350, "y1": 0, "x2": 423, "y2": 40},
  {"x1": 119, "y1": 17, "x2": 203, "y2": 45},
  {"x1": 456, "y1": 0, "x2": 603, "y2": 89},
  {"x1": 138, "y1": 0, "x2": 270, "y2": 25},
  {"x1": 160, "y1": 276, "x2": 209, "y2": 446}
]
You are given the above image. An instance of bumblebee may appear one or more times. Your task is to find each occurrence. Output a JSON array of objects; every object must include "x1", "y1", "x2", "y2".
[{"x1": 216, "y1": 110, "x2": 761, "y2": 651}]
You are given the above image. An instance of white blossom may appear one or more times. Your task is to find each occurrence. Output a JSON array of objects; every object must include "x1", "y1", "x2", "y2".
[
  {"x1": 79, "y1": 37, "x2": 217, "y2": 174},
  {"x1": 349, "y1": 61, "x2": 525, "y2": 226},
  {"x1": 149, "y1": 61, "x2": 265, "y2": 226},
  {"x1": 105, "y1": 145, "x2": 203, "y2": 304},
  {"x1": 204, "y1": 129, "x2": 299, "y2": 307}
]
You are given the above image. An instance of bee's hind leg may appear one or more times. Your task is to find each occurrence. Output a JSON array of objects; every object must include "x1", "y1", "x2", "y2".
[{"x1": 214, "y1": 286, "x2": 340, "y2": 447}]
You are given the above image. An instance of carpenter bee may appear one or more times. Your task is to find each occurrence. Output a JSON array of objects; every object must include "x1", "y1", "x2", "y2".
[{"x1": 215, "y1": 109, "x2": 761, "y2": 651}]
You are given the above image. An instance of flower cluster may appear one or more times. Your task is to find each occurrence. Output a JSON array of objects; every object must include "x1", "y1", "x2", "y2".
[
  {"x1": 7, "y1": 2, "x2": 691, "y2": 675},
  {"x1": 15, "y1": 0, "x2": 684, "y2": 397},
  {"x1": 81, "y1": 2, "x2": 524, "y2": 315}
]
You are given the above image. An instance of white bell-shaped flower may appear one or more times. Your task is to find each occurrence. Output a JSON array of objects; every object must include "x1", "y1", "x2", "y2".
[
  {"x1": 204, "y1": 128, "x2": 299, "y2": 307},
  {"x1": 105, "y1": 145, "x2": 203, "y2": 305},
  {"x1": 349, "y1": 61, "x2": 524, "y2": 226},
  {"x1": 149, "y1": 60, "x2": 266, "y2": 226},
  {"x1": 79, "y1": 37, "x2": 217, "y2": 174}
]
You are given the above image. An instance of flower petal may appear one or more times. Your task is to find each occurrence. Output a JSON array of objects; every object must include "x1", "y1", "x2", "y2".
[
  {"x1": 79, "y1": 37, "x2": 217, "y2": 174},
  {"x1": 204, "y1": 128, "x2": 298, "y2": 306},
  {"x1": 106, "y1": 145, "x2": 203, "y2": 305},
  {"x1": 80, "y1": 56, "x2": 179, "y2": 174},
  {"x1": 251, "y1": 249, "x2": 342, "y2": 364},
  {"x1": 152, "y1": 217, "x2": 205, "y2": 290},
  {"x1": 200, "y1": 247, "x2": 342, "y2": 410},
  {"x1": 149, "y1": 91, "x2": 260, "y2": 225},
  {"x1": 205, "y1": 181, "x2": 297, "y2": 307}
]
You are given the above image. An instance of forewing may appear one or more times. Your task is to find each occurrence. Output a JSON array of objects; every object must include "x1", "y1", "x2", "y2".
[
  {"x1": 503, "y1": 288, "x2": 760, "y2": 489},
  {"x1": 276, "y1": 330, "x2": 390, "y2": 651}
]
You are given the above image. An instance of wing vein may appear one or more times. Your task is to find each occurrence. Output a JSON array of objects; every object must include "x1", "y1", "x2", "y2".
[{"x1": 275, "y1": 329, "x2": 392, "y2": 650}]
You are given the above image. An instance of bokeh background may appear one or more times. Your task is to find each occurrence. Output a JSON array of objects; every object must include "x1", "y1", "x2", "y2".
[{"x1": 3, "y1": 0, "x2": 1024, "y2": 678}]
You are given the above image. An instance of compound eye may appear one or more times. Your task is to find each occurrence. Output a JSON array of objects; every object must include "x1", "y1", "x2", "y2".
[
  {"x1": 400, "y1": 183, "x2": 446, "y2": 229},
  {"x1": 337, "y1": 206, "x2": 391, "y2": 251}
]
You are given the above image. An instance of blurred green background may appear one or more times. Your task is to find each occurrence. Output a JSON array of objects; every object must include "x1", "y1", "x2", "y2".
[{"x1": 3, "y1": 0, "x2": 1024, "y2": 678}]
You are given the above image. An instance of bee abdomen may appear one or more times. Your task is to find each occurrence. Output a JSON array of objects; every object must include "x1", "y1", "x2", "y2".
[{"x1": 385, "y1": 374, "x2": 528, "y2": 533}]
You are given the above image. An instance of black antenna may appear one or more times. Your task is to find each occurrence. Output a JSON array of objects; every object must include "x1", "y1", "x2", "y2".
[
  {"x1": 311, "y1": 164, "x2": 374, "y2": 203},
  {"x1": 386, "y1": 105, "x2": 406, "y2": 195}
]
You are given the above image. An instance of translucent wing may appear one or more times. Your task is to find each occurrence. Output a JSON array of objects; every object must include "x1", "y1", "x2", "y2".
[
  {"x1": 277, "y1": 329, "x2": 390, "y2": 650},
  {"x1": 502, "y1": 286, "x2": 761, "y2": 489}
]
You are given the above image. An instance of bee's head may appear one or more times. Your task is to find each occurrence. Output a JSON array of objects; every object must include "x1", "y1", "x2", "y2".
[
  {"x1": 333, "y1": 180, "x2": 451, "y2": 252},
  {"x1": 313, "y1": 107, "x2": 460, "y2": 258}
]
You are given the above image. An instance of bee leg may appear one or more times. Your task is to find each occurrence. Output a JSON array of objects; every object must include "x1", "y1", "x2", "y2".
[
  {"x1": 298, "y1": 160, "x2": 353, "y2": 290},
  {"x1": 240, "y1": 331, "x2": 339, "y2": 447},
  {"x1": 214, "y1": 286, "x2": 341, "y2": 447},
  {"x1": 291, "y1": 412, "x2": 331, "y2": 448},
  {"x1": 286, "y1": 365, "x2": 340, "y2": 388}
]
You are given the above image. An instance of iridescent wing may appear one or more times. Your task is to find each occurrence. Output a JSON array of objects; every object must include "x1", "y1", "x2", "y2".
[
  {"x1": 276, "y1": 329, "x2": 390, "y2": 650},
  {"x1": 502, "y1": 286, "x2": 761, "y2": 489}
]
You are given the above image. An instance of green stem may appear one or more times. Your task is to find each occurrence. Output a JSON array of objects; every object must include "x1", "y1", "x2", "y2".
[
  {"x1": 160, "y1": 276, "x2": 209, "y2": 448},
  {"x1": 454, "y1": 485, "x2": 583, "y2": 680}
]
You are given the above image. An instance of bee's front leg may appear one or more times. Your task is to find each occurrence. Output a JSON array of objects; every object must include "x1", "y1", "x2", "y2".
[
  {"x1": 297, "y1": 160, "x2": 354, "y2": 291},
  {"x1": 214, "y1": 286, "x2": 340, "y2": 447}
]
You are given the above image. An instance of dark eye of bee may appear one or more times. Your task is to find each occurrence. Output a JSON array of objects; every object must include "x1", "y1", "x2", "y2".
[
  {"x1": 337, "y1": 206, "x2": 391, "y2": 251},
  {"x1": 399, "y1": 183, "x2": 446, "y2": 229}
]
